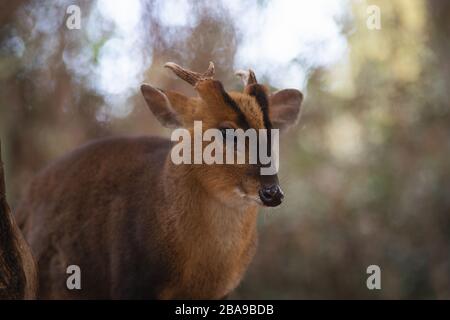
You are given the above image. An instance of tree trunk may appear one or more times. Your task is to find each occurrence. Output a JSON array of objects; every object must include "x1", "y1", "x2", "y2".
[{"x1": 0, "y1": 140, "x2": 37, "y2": 299}]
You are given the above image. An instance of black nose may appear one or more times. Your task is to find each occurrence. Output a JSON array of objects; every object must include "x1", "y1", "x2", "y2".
[{"x1": 259, "y1": 185, "x2": 284, "y2": 207}]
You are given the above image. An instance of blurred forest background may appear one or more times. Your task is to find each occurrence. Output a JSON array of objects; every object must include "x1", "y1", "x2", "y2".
[{"x1": 1, "y1": 0, "x2": 450, "y2": 299}]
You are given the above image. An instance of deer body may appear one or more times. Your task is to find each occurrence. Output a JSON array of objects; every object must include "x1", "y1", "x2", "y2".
[
  {"x1": 18, "y1": 136, "x2": 258, "y2": 299},
  {"x1": 17, "y1": 62, "x2": 303, "y2": 299}
]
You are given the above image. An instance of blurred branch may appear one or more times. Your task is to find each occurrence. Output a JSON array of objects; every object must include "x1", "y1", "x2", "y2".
[
  {"x1": 0, "y1": 139, "x2": 28, "y2": 299},
  {"x1": 0, "y1": 140, "x2": 5, "y2": 199}
]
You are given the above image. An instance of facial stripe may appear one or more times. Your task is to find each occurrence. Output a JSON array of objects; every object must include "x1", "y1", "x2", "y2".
[
  {"x1": 245, "y1": 84, "x2": 273, "y2": 160},
  {"x1": 245, "y1": 84, "x2": 272, "y2": 130},
  {"x1": 219, "y1": 87, "x2": 251, "y2": 129}
]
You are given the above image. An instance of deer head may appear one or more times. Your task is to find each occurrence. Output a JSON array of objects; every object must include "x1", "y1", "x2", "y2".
[{"x1": 141, "y1": 62, "x2": 303, "y2": 208}]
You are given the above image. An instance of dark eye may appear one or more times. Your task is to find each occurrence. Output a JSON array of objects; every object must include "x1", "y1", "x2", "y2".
[
  {"x1": 219, "y1": 128, "x2": 239, "y2": 147},
  {"x1": 219, "y1": 127, "x2": 229, "y2": 140}
]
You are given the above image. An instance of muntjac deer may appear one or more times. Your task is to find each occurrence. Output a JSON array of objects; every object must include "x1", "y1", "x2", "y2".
[
  {"x1": 17, "y1": 62, "x2": 303, "y2": 299},
  {"x1": 0, "y1": 141, "x2": 37, "y2": 299}
]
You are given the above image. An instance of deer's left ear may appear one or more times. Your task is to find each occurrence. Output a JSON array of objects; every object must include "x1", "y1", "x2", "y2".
[{"x1": 269, "y1": 89, "x2": 304, "y2": 131}]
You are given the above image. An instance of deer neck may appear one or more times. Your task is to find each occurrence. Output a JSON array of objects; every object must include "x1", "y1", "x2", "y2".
[
  {"x1": 158, "y1": 158, "x2": 259, "y2": 298},
  {"x1": 161, "y1": 158, "x2": 259, "y2": 240}
]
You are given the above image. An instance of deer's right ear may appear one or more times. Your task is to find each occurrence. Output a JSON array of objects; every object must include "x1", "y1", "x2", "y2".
[{"x1": 141, "y1": 84, "x2": 183, "y2": 128}]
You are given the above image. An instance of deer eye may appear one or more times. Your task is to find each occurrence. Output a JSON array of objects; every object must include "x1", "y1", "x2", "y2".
[
  {"x1": 219, "y1": 127, "x2": 231, "y2": 140},
  {"x1": 219, "y1": 127, "x2": 239, "y2": 147},
  {"x1": 218, "y1": 122, "x2": 238, "y2": 143}
]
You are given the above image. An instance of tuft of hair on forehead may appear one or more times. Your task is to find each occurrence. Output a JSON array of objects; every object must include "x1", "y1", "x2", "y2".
[
  {"x1": 242, "y1": 83, "x2": 272, "y2": 130},
  {"x1": 235, "y1": 69, "x2": 272, "y2": 130},
  {"x1": 228, "y1": 92, "x2": 266, "y2": 130}
]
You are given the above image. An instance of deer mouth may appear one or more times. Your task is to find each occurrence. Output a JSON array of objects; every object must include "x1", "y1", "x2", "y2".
[
  {"x1": 235, "y1": 186, "x2": 263, "y2": 206},
  {"x1": 235, "y1": 184, "x2": 284, "y2": 207}
]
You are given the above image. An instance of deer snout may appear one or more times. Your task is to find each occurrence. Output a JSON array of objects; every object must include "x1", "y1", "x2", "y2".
[{"x1": 259, "y1": 184, "x2": 284, "y2": 207}]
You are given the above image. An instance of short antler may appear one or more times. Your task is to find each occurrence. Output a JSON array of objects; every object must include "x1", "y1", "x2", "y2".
[
  {"x1": 164, "y1": 62, "x2": 215, "y2": 86},
  {"x1": 235, "y1": 69, "x2": 257, "y2": 86}
]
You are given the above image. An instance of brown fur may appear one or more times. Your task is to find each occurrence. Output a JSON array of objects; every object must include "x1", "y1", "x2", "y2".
[
  {"x1": 17, "y1": 63, "x2": 303, "y2": 299},
  {"x1": 16, "y1": 136, "x2": 257, "y2": 299}
]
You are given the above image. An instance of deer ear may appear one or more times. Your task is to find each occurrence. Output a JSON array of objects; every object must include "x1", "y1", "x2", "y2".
[
  {"x1": 141, "y1": 84, "x2": 183, "y2": 128},
  {"x1": 269, "y1": 89, "x2": 304, "y2": 131}
]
